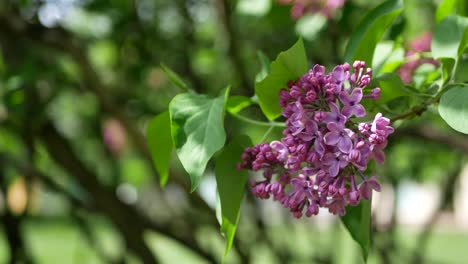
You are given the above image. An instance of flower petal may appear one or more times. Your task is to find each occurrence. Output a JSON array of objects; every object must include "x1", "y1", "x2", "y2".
[
  {"x1": 338, "y1": 136, "x2": 352, "y2": 153},
  {"x1": 354, "y1": 104, "x2": 366, "y2": 117},
  {"x1": 351, "y1": 88, "x2": 363, "y2": 102},
  {"x1": 324, "y1": 131, "x2": 340, "y2": 145}
]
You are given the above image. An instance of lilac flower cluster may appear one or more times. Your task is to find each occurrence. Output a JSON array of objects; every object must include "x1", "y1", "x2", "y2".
[
  {"x1": 238, "y1": 61, "x2": 393, "y2": 217},
  {"x1": 277, "y1": 0, "x2": 346, "y2": 20}
]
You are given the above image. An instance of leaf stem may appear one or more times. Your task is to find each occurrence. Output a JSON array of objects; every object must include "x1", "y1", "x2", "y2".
[
  {"x1": 390, "y1": 95, "x2": 441, "y2": 123},
  {"x1": 229, "y1": 112, "x2": 286, "y2": 127},
  {"x1": 259, "y1": 125, "x2": 276, "y2": 143}
]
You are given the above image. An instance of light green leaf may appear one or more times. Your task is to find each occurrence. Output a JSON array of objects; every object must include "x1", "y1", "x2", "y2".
[
  {"x1": 432, "y1": 15, "x2": 468, "y2": 60},
  {"x1": 215, "y1": 135, "x2": 252, "y2": 262},
  {"x1": 236, "y1": 0, "x2": 271, "y2": 16},
  {"x1": 295, "y1": 14, "x2": 327, "y2": 41},
  {"x1": 341, "y1": 198, "x2": 372, "y2": 262},
  {"x1": 375, "y1": 73, "x2": 410, "y2": 103},
  {"x1": 344, "y1": 0, "x2": 403, "y2": 66},
  {"x1": 255, "y1": 38, "x2": 308, "y2": 120},
  {"x1": 226, "y1": 96, "x2": 252, "y2": 114},
  {"x1": 372, "y1": 41, "x2": 405, "y2": 75},
  {"x1": 435, "y1": 0, "x2": 457, "y2": 23},
  {"x1": 169, "y1": 88, "x2": 230, "y2": 191},
  {"x1": 439, "y1": 85, "x2": 468, "y2": 134},
  {"x1": 146, "y1": 111, "x2": 173, "y2": 187},
  {"x1": 458, "y1": 27, "x2": 468, "y2": 56},
  {"x1": 161, "y1": 63, "x2": 190, "y2": 92},
  {"x1": 255, "y1": 51, "x2": 271, "y2": 83}
]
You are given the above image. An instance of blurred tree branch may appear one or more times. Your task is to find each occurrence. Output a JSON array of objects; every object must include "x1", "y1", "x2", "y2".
[
  {"x1": 38, "y1": 122, "x2": 160, "y2": 264},
  {"x1": 395, "y1": 124, "x2": 468, "y2": 154},
  {"x1": 215, "y1": 0, "x2": 252, "y2": 94},
  {"x1": 174, "y1": 0, "x2": 205, "y2": 92},
  {"x1": 0, "y1": 160, "x2": 34, "y2": 264},
  {"x1": 37, "y1": 121, "x2": 222, "y2": 263},
  {"x1": 0, "y1": 11, "x2": 255, "y2": 263}
]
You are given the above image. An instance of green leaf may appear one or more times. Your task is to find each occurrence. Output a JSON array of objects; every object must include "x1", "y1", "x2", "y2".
[
  {"x1": 255, "y1": 51, "x2": 271, "y2": 83},
  {"x1": 161, "y1": 63, "x2": 190, "y2": 92},
  {"x1": 435, "y1": 0, "x2": 457, "y2": 23},
  {"x1": 458, "y1": 27, "x2": 468, "y2": 56},
  {"x1": 344, "y1": 0, "x2": 403, "y2": 66},
  {"x1": 146, "y1": 111, "x2": 173, "y2": 187},
  {"x1": 372, "y1": 41, "x2": 405, "y2": 75},
  {"x1": 439, "y1": 85, "x2": 468, "y2": 134},
  {"x1": 375, "y1": 73, "x2": 410, "y2": 104},
  {"x1": 169, "y1": 88, "x2": 230, "y2": 191},
  {"x1": 226, "y1": 96, "x2": 252, "y2": 114},
  {"x1": 440, "y1": 58, "x2": 456, "y2": 85},
  {"x1": 255, "y1": 38, "x2": 308, "y2": 120},
  {"x1": 215, "y1": 135, "x2": 252, "y2": 262},
  {"x1": 432, "y1": 15, "x2": 468, "y2": 60},
  {"x1": 341, "y1": 199, "x2": 372, "y2": 262},
  {"x1": 454, "y1": 56, "x2": 468, "y2": 82}
]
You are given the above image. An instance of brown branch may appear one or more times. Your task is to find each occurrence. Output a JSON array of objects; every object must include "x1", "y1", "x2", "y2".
[
  {"x1": 395, "y1": 124, "x2": 468, "y2": 154},
  {"x1": 390, "y1": 97, "x2": 440, "y2": 123},
  {"x1": 390, "y1": 104, "x2": 428, "y2": 123},
  {"x1": 0, "y1": 158, "x2": 34, "y2": 264}
]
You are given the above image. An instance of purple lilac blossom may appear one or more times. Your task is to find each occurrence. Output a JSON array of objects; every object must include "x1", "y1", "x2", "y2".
[
  {"x1": 239, "y1": 61, "x2": 393, "y2": 218},
  {"x1": 277, "y1": 0, "x2": 346, "y2": 19}
]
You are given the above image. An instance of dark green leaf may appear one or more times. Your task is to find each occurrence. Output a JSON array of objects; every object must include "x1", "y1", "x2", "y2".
[
  {"x1": 161, "y1": 63, "x2": 190, "y2": 92},
  {"x1": 439, "y1": 85, "x2": 468, "y2": 134},
  {"x1": 432, "y1": 15, "x2": 468, "y2": 60},
  {"x1": 169, "y1": 88, "x2": 230, "y2": 191},
  {"x1": 255, "y1": 38, "x2": 308, "y2": 120},
  {"x1": 215, "y1": 135, "x2": 252, "y2": 261},
  {"x1": 454, "y1": 56, "x2": 468, "y2": 82},
  {"x1": 147, "y1": 111, "x2": 174, "y2": 186},
  {"x1": 226, "y1": 96, "x2": 252, "y2": 114},
  {"x1": 344, "y1": 0, "x2": 403, "y2": 66},
  {"x1": 375, "y1": 73, "x2": 410, "y2": 104},
  {"x1": 440, "y1": 58, "x2": 456, "y2": 84},
  {"x1": 341, "y1": 199, "x2": 372, "y2": 262}
]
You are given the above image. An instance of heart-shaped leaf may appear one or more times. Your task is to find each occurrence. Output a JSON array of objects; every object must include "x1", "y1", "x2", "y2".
[
  {"x1": 432, "y1": 15, "x2": 468, "y2": 60},
  {"x1": 169, "y1": 88, "x2": 230, "y2": 191},
  {"x1": 255, "y1": 38, "x2": 308, "y2": 120},
  {"x1": 439, "y1": 85, "x2": 468, "y2": 134}
]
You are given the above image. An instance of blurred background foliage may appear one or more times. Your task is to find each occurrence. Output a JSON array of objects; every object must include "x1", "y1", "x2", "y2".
[{"x1": 0, "y1": 0, "x2": 468, "y2": 263}]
